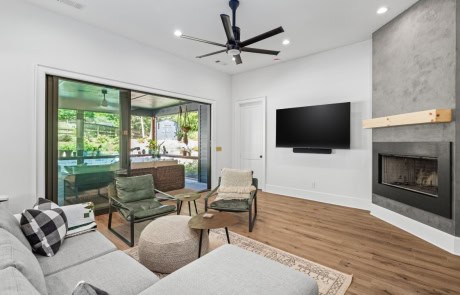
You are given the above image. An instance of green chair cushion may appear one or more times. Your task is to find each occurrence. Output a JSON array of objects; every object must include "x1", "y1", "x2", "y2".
[
  {"x1": 119, "y1": 199, "x2": 176, "y2": 221},
  {"x1": 116, "y1": 175, "x2": 155, "y2": 203},
  {"x1": 209, "y1": 199, "x2": 249, "y2": 211}
]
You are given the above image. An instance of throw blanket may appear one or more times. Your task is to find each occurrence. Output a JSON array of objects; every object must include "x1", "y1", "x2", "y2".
[
  {"x1": 217, "y1": 168, "x2": 256, "y2": 200},
  {"x1": 62, "y1": 202, "x2": 97, "y2": 237}
]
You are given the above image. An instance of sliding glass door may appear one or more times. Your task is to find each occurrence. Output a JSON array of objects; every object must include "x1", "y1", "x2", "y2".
[
  {"x1": 46, "y1": 76, "x2": 211, "y2": 214},
  {"x1": 46, "y1": 77, "x2": 130, "y2": 213}
]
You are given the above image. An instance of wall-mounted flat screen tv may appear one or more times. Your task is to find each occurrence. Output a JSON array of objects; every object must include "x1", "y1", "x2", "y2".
[{"x1": 276, "y1": 102, "x2": 350, "y2": 150}]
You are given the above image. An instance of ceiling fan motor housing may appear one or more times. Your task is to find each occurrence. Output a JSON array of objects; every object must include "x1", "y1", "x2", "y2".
[{"x1": 184, "y1": 0, "x2": 283, "y2": 65}]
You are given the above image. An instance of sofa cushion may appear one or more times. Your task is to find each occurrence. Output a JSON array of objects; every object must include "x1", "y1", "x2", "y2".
[
  {"x1": 0, "y1": 207, "x2": 32, "y2": 251},
  {"x1": 36, "y1": 231, "x2": 117, "y2": 276},
  {"x1": 0, "y1": 229, "x2": 48, "y2": 295},
  {"x1": 116, "y1": 175, "x2": 155, "y2": 203},
  {"x1": 45, "y1": 250, "x2": 159, "y2": 295},
  {"x1": 21, "y1": 208, "x2": 68, "y2": 257},
  {"x1": 140, "y1": 244, "x2": 319, "y2": 295},
  {"x1": 0, "y1": 267, "x2": 41, "y2": 295}
]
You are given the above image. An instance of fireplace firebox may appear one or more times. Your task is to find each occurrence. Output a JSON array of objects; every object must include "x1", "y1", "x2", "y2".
[{"x1": 373, "y1": 142, "x2": 452, "y2": 218}]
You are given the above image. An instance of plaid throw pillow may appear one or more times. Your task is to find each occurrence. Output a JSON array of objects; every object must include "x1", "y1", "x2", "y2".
[
  {"x1": 73, "y1": 281, "x2": 109, "y2": 295},
  {"x1": 20, "y1": 205, "x2": 68, "y2": 257},
  {"x1": 34, "y1": 198, "x2": 60, "y2": 210}
]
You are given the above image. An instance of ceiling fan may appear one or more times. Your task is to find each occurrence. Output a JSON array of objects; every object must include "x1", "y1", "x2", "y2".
[{"x1": 180, "y1": 0, "x2": 285, "y2": 65}]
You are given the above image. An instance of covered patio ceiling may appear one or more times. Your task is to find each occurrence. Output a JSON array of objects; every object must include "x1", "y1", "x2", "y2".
[{"x1": 58, "y1": 79, "x2": 188, "y2": 114}]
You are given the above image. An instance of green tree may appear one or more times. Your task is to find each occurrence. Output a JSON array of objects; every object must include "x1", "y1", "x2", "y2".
[{"x1": 58, "y1": 109, "x2": 76, "y2": 121}]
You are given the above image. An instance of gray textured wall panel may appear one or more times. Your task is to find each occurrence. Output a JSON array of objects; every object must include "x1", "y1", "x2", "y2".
[{"x1": 372, "y1": 0, "x2": 458, "y2": 235}]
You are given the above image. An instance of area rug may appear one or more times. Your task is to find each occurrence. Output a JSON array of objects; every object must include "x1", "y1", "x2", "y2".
[{"x1": 124, "y1": 229, "x2": 352, "y2": 295}]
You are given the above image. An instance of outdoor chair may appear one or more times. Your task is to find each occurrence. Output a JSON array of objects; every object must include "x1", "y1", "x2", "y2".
[
  {"x1": 107, "y1": 174, "x2": 177, "y2": 246},
  {"x1": 205, "y1": 168, "x2": 258, "y2": 232}
]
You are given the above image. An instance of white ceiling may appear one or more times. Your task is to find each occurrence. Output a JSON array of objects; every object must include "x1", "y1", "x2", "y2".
[{"x1": 24, "y1": 0, "x2": 418, "y2": 74}]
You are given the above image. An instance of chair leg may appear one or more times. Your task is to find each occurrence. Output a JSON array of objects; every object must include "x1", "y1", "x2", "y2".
[
  {"x1": 194, "y1": 200, "x2": 198, "y2": 214},
  {"x1": 249, "y1": 206, "x2": 253, "y2": 232},
  {"x1": 108, "y1": 209, "x2": 135, "y2": 247},
  {"x1": 188, "y1": 201, "x2": 192, "y2": 216},
  {"x1": 225, "y1": 227, "x2": 231, "y2": 243},
  {"x1": 249, "y1": 198, "x2": 257, "y2": 232},
  {"x1": 108, "y1": 203, "x2": 113, "y2": 229},
  {"x1": 177, "y1": 200, "x2": 181, "y2": 215},
  {"x1": 130, "y1": 219, "x2": 135, "y2": 247}
]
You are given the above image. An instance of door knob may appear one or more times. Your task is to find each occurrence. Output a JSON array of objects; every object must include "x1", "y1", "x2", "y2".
[{"x1": 259, "y1": 155, "x2": 263, "y2": 158}]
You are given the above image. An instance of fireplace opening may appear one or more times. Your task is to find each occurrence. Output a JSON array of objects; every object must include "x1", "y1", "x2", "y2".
[{"x1": 380, "y1": 154, "x2": 438, "y2": 197}]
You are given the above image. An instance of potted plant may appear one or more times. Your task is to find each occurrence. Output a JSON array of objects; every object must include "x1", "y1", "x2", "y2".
[
  {"x1": 181, "y1": 146, "x2": 191, "y2": 157},
  {"x1": 148, "y1": 140, "x2": 164, "y2": 158},
  {"x1": 176, "y1": 129, "x2": 183, "y2": 142},
  {"x1": 59, "y1": 142, "x2": 75, "y2": 158}
]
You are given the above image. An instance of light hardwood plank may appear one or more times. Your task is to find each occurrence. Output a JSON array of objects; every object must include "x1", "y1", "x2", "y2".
[{"x1": 95, "y1": 191, "x2": 460, "y2": 294}]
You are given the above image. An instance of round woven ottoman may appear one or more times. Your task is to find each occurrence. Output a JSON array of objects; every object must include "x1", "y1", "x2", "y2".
[{"x1": 138, "y1": 215, "x2": 209, "y2": 273}]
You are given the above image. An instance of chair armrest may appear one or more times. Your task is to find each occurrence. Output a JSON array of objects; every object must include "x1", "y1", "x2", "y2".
[
  {"x1": 109, "y1": 196, "x2": 132, "y2": 212},
  {"x1": 204, "y1": 186, "x2": 220, "y2": 201},
  {"x1": 248, "y1": 189, "x2": 257, "y2": 206},
  {"x1": 154, "y1": 189, "x2": 175, "y2": 201}
]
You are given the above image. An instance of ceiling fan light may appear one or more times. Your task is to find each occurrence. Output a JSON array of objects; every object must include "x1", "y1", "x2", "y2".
[
  {"x1": 282, "y1": 39, "x2": 290, "y2": 45},
  {"x1": 101, "y1": 99, "x2": 108, "y2": 107},
  {"x1": 227, "y1": 49, "x2": 240, "y2": 56},
  {"x1": 174, "y1": 30, "x2": 183, "y2": 37}
]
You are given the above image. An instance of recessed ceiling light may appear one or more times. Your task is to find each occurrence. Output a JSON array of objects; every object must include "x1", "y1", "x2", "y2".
[
  {"x1": 174, "y1": 30, "x2": 183, "y2": 37},
  {"x1": 282, "y1": 39, "x2": 290, "y2": 45},
  {"x1": 377, "y1": 7, "x2": 388, "y2": 14}
]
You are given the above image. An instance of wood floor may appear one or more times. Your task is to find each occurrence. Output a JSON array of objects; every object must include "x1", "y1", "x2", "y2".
[{"x1": 95, "y1": 191, "x2": 460, "y2": 295}]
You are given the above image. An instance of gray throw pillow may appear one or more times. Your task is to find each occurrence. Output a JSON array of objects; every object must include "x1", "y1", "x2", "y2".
[
  {"x1": 0, "y1": 267, "x2": 41, "y2": 295},
  {"x1": 116, "y1": 175, "x2": 155, "y2": 202},
  {"x1": 0, "y1": 207, "x2": 32, "y2": 251},
  {"x1": 73, "y1": 281, "x2": 109, "y2": 295},
  {"x1": 0, "y1": 229, "x2": 48, "y2": 295}
]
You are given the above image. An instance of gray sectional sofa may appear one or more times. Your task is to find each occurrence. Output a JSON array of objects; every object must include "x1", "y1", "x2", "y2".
[{"x1": 0, "y1": 207, "x2": 318, "y2": 295}]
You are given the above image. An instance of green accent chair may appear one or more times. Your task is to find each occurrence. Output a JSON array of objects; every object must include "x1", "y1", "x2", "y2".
[
  {"x1": 107, "y1": 174, "x2": 177, "y2": 246},
  {"x1": 204, "y1": 171, "x2": 258, "y2": 232}
]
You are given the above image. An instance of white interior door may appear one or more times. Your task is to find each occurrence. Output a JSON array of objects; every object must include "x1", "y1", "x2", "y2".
[{"x1": 235, "y1": 98, "x2": 266, "y2": 190}]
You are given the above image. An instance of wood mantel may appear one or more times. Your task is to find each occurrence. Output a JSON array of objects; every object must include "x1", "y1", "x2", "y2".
[{"x1": 362, "y1": 109, "x2": 452, "y2": 129}]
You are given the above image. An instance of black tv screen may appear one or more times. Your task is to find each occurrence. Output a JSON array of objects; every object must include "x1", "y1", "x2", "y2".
[{"x1": 276, "y1": 102, "x2": 350, "y2": 149}]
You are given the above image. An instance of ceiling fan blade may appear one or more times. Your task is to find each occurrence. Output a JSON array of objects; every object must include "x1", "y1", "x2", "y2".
[
  {"x1": 181, "y1": 34, "x2": 226, "y2": 48},
  {"x1": 241, "y1": 47, "x2": 280, "y2": 55},
  {"x1": 239, "y1": 26, "x2": 285, "y2": 47},
  {"x1": 220, "y1": 14, "x2": 235, "y2": 43},
  {"x1": 234, "y1": 54, "x2": 242, "y2": 65},
  {"x1": 196, "y1": 49, "x2": 227, "y2": 58}
]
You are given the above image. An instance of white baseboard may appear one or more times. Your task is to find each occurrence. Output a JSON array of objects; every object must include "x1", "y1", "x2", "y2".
[
  {"x1": 265, "y1": 184, "x2": 372, "y2": 210},
  {"x1": 371, "y1": 204, "x2": 460, "y2": 256}
]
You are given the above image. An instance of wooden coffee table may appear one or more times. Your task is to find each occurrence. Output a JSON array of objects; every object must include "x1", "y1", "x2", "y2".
[
  {"x1": 188, "y1": 212, "x2": 239, "y2": 258},
  {"x1": 174, "y1": 193, "x2": 201, "y2": 216}
]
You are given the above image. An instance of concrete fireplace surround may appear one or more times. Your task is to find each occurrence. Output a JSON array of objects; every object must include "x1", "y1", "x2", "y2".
[{"x1": 371, "y1": 0, "x2": 460, "y2": 255}]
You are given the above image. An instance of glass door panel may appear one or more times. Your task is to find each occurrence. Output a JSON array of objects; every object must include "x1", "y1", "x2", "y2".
[{"x1": 56, "y1": 79, "x2": 123, "y2": 211}]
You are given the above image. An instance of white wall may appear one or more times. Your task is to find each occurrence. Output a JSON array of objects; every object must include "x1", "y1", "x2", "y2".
[
  {"x1": 0, "y1": 0, "x2": 232, "y2": 213},
  {"x1": 231, "y1": 41, "x2": 372, "y2": 209}
]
